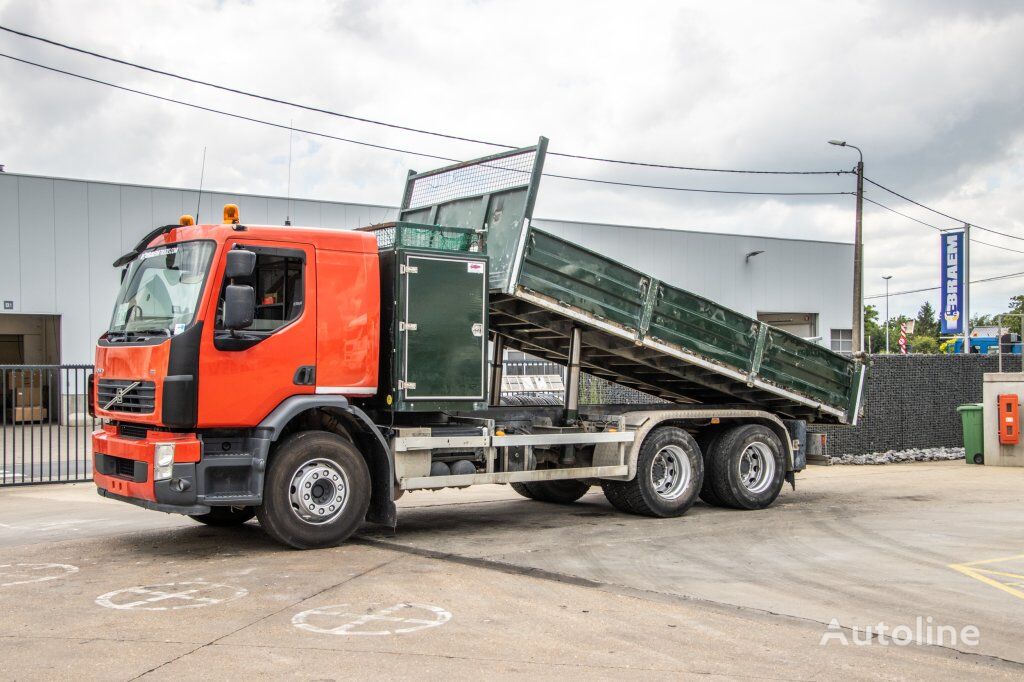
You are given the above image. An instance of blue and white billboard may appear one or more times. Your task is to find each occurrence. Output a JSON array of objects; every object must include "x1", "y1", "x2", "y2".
[{"x1": 941, "y1": 230, "x2": 965, "y2": 335}]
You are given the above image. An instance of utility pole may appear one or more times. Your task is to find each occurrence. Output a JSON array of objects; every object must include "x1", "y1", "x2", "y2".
[
  {"x1": 829, "y1": 140, "x2": 865, "y2": 355},
  {"x1": 883, "y1": 275, "x2": 892, "y2": 354}
]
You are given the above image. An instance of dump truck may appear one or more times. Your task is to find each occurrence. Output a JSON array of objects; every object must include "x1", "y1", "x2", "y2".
[{"x1": 91, "y1": 138, "x2": 865, "y2": 549}]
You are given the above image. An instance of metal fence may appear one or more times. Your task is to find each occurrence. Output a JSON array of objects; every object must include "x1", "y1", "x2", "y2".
[{"x1": 1, "y1": 365, "x2": 96, "y2": 486}]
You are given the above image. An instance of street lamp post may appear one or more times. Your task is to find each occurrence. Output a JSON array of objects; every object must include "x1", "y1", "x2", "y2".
[
  {"x1": 829, "y1": 140, "x2": 865, "y2": 355},
  {"x1": 883, "y1": 275, "x2": 892, "y2": 354}
]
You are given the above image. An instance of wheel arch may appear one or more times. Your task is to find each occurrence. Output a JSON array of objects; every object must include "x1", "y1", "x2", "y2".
[{"x1": 259, "y1": 396, "x2": 396, "y2": 527}]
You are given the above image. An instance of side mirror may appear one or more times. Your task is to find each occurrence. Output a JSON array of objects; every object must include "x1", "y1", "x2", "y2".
[
  {"x1": 225, "y1": 249, "x2": 256, "y2": 279},
  {"x1": 223, "y1": 284, "x2": 255, "y2": 330}
]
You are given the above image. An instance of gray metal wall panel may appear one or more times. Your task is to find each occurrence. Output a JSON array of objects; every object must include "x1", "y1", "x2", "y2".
[
  {"x1": 17, "y1": 177, "x2": 57, "y2": 313},
  {"x1": 0, "y1": 176, "x2": 21, "y2": 312},
  {"x1": 53, "y1": 180, "x2": 91, "y2": 364},
  {"x1": 87, "y1": 182, "x2": 122, "y2": 362}
]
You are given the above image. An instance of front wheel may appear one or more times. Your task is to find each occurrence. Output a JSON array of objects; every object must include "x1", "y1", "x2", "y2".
[
  {"x1": 256, "y1": 431, "x2": 371, "y2": 549},
  {"x1": 601, "y1": 426, "x2": 703, "y2": 517}
]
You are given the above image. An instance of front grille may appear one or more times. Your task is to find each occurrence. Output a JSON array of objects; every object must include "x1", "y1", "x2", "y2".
[
  {"x1": 97, "y1": 379, "x2": 156, "y2": 414},
  {"x1": 118, "y1": 423, "x2": 150, "y2": 439},
  {"x1": 114, "y1": 456, "x2": 135, "y2": 478},
  {"x1": 95, "y1": 454, "x2": 147, "y2": 483}
]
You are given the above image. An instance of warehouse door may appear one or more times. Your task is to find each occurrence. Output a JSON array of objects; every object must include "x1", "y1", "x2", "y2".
[{"x1": 757, "y1": 312, "x2": 818, "y2": 339}]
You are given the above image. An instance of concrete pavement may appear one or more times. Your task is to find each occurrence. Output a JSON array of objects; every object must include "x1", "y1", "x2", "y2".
[{"x1": 1, "y1": 461, "x2": 1022, "y2": 679}]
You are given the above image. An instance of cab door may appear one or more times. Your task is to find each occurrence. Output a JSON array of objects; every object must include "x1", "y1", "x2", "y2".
[{"x1": 198, "y1": 240, "x2": 316, "y2": 427}]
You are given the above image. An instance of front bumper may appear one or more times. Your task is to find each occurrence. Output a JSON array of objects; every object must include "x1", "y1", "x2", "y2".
[
  {"x1": 97, "y1": 487, "x2": 211, "y2": 515},
  {"x1": 92, "y1": 425, "x2": 269, "y2": 513}
]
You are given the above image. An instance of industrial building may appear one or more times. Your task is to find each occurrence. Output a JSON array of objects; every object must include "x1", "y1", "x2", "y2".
[{"x1": 0, "y1": 172, "x2": 854, "y2": 366}]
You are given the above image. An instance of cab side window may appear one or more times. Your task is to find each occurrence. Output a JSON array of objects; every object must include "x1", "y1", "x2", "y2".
[{"x1": 216, "y1": 247, "x2": 305, "y2": 333}]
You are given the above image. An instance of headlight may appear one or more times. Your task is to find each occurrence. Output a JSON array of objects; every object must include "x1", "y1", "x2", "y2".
[{"x1": 154, "y1": 443, "x2": 176, "y2": 481}]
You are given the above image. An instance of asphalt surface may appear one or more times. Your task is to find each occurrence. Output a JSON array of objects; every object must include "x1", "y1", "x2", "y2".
[{"x1": 1, "y1": 460, "x2": 1022, "y2": 679}]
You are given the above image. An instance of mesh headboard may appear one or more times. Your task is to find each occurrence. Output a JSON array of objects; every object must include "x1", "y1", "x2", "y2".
[{"x1": 399, "y1": 138, "x2": 548, "y2": 293}]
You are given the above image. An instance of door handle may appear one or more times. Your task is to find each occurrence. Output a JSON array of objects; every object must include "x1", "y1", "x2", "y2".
[{"x1": 293, "y1": 366, "x2": 316, "y2": 386}]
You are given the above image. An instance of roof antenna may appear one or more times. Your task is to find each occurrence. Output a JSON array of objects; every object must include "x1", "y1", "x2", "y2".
[
  {"x1": 285, "y1": 121, "x2": 294, "y2": 226},
  {"x1": 195, "y1": 146, "x2": 207, "y2": 224}
]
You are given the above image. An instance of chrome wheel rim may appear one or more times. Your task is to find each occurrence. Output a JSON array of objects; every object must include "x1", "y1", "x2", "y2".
[
  {"x1": 738, "y1": 442, "x2": 775, "y2": 494},
  {"x1": 289, "y1": 458, "x2": 348, "y2": 525},
  {"x1": 650, "y1": 444, "x2": 692, "y2": 501}
]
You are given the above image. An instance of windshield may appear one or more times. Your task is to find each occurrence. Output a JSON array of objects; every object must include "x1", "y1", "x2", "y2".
[{"x1": 108, "y1": 241, "x2": 216, "y2": 336}]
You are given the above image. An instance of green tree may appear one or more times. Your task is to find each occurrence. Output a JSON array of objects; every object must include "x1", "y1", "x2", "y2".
[
  {"x1": 912, "y1": 336, "x2": 940, "y2": 354},
  {"x1": 1005, "y1": 295, "x2": 1024, "y2": 336},
  {"x1": 864, "y1": 304, "x2": 883, "y2": 353},
  {"x1": 914, "y1": 301, "x2": 939, "y2": 341}
]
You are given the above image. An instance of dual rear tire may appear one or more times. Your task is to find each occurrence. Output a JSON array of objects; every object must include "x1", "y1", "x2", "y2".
[
  {"x1": 699, "y1": 424, "x2": 786, "y2": 509},
  {"x1": 601, "y1": 426, "x2": 704, "y2": 517}
]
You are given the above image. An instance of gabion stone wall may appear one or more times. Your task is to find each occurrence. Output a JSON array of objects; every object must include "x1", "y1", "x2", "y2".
[{"x1": 819, "y1": 354, "x2": 1022, "y2": 456}]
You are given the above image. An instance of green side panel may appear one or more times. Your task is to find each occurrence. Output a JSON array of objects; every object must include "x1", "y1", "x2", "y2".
[
  {"x1": 506, "y1": 226, "x2": 862, "y2": 421},
  {"x1": 647, "y1": 285, "x2": 760, "y2": 372},
  {"x1": 758, "y1": 327, "x2": 857, "y2": 407},
  {"x1": 403, "y1": 254, "x2": 487, "y2": 401},
  {"x1": 517, "y1": 228, "x2": 646, "y2": 331}
]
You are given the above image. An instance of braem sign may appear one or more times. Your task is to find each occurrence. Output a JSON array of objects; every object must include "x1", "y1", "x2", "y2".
[{"x1": 941, "y1": 230, "x2": 964, "y2": 335}]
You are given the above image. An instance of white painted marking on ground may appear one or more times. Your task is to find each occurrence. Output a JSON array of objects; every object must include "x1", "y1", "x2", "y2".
[
  {"x1": 0, "y1": 563, "x2": 79, "y2": 587},
  {"x1": 292, "y1": 602, "x2": 451, "y2": 636},
  {"x1": 95, "y1": 581, "x2": 248, "y2": 611}
]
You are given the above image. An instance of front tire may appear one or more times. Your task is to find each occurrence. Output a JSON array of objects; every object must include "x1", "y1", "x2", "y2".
[
  {"x1": 190, "y1": 506, "x2": 256, "y2": 526},
  {"x1": 256, "y1": 431, "x2": 371, "y2": 549},
  {"x1": 601, "y1": 426, "x2": 703, "y2": 517},
  {"x1": 706, "y1": 424, "x2": 785, "y2": 510}
]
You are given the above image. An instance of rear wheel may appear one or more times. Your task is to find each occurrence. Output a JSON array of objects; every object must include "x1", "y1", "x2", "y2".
[
  {"x1": 706, "y1": 424, "x2": 785, "y2": 510},
  {"x1": 510, "y1": 479, "x2": 590, "y2": 504},
  {"x1": 601, "y1": 426, "x2": 703, "y2": 517},
  {"x1": 256, "y1": 431, "x2": 371, "y2": 549},
  {"x1": 189, "y1": 505, "x2": 256, "y2": 526}
]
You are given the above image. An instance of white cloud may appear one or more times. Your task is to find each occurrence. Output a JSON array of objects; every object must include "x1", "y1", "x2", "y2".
[{"x1": 1, "y1": 0, "x2": 1022, "y2": 318}]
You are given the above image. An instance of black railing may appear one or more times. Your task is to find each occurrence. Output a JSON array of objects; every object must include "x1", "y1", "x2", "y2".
[{"x1": 1, "y1": 365, "x2": 96, "y2": 486}]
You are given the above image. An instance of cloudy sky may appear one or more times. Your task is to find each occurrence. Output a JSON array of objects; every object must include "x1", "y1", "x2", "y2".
[{"x1": 1, "y1": 0, "x2": 1023, "y2": 319}]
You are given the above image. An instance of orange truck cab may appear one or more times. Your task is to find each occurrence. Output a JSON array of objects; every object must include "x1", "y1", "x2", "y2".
[{"x1": 92, "y1": 208, "x2": 392, "y2": 536}]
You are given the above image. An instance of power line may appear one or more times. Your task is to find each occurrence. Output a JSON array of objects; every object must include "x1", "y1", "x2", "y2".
[
  {"x1": 862, "y1": 195, "x2": 942, "y2": 231},
  {"x1": 0, "y1": 24, "x2": 850, "y2": 176},
  {"x1": 0, "y1": 51, "x2": 854, "y2": 198},
  {"x1": 864, "y1": 175, "x2": 1024, "y2": 243},
  {"x1": 863, "y1": 195, "x2": 1024, "y2": 254},
  {"x1": 544, "y1": 172, "x2": 851, "y2": 196},
  {"x1": 866, "y1": 270, "x2": 1024, "y2": 300}
]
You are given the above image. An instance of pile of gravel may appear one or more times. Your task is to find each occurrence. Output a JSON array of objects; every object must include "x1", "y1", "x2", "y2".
[{"x1": 829, "y1": 446, "x2": 966, "y2": 466}]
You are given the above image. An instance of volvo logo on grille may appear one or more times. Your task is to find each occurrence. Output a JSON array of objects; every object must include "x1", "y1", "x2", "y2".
[{"x1": 104, "y1": 381, "x2": 141, "y2": 410}]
